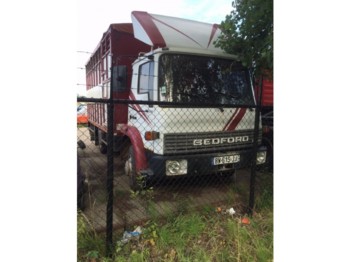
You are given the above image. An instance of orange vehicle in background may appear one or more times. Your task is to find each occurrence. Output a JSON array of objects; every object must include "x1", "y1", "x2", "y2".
[{"x1": 77, "y1": 103, "x2": 88, "y2": 124}]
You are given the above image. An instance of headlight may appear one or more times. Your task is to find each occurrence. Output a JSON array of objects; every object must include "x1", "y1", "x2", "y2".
[
  {"x1": 166, "y1": 160, "x2": 188, "y2": 176},
  {"x1": 256, "y1": 151, "x2": 267, "y2": 165}
]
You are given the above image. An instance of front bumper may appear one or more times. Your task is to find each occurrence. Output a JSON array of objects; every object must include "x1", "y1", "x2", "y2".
[{"x1": 144, "y1": 147, "x2": 266, "y2": 178}]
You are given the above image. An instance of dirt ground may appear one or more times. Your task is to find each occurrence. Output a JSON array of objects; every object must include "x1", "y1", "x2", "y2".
[{"x1": 77, "y1": 127, "x2": 258, "y2": 232}]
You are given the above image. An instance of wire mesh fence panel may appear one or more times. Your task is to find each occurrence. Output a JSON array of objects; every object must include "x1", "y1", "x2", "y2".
[
  {"x1": 78, "y1": 125, "x2": 110, "y2": 231},
  {"x1": 76, "y1": 13, "x2": 273, "y2": 257},
  {"x1": 77, "y1": 98, "x2": 267, "y2": 248},
  {"x1": 122, "y1": 105, "x2": 256, "y2": 225}
]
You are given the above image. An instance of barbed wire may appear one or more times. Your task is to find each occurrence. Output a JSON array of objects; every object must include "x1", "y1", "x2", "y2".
[
  {"x1": 76, "y1": 83, "x2": 157, "y2": 91},
  {"x1": 77, "y1": 51, "x2": 93, "y2": 54}
]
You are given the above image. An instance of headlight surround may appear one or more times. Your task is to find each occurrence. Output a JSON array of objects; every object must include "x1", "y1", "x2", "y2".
[
  {"x1": 166, "y1": 160, "x2": 188, "y2": 176},
  {"x1": 256, "y1": 151, "x2": 267, "y2": 165}
]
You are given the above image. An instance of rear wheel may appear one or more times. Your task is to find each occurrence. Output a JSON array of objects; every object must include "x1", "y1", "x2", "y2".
[
  {"x1": 99, "y1": 142, "x2": 107, "y2": 154},
  {"x1": 98, "y1": 130, "x2": 107, "y2": 154}
]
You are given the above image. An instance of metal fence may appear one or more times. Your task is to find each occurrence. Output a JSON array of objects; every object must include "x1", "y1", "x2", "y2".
[{"x1": 77, "y1": 97, "x2": 271, "y2": 254}]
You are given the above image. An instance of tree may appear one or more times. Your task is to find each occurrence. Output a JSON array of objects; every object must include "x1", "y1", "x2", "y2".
[{"x1": 215, "y1": 0, "x2": 273, "y2": 78}]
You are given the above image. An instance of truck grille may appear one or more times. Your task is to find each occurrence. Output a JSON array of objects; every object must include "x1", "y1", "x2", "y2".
[{"x1": 163, "y1": 129, "x2": 261, "y2": 154}]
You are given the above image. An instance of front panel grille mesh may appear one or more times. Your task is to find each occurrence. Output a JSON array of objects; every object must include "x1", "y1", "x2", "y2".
[{"x1": 164, "y1": 129, "x2": 262, "y2": 154}]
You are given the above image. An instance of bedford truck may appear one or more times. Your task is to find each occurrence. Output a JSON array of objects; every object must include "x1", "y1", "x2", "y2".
[{"x1": 84, "y1": 11, "x2": 267, "y2": 189}]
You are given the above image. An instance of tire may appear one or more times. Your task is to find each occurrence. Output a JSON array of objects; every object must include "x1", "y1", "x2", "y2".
[
  {"x1": 97, "y1": 130, "x2": 107, "y2": 154},
  {"x1": 99, "y1": 142, "x2": 107, "y2": 154},
  {"x1": 262, "y1": 136, "x2": 273, "y2": 172},
  {"x1": 119, "y1": 142, "x2": 130, "y2": 162},
  {"x1": 77, "y1": 140, "x2": 86, "y2": 150},
  {"x1": 125, "y1": 147, "x2": 145, "y2": 191}
]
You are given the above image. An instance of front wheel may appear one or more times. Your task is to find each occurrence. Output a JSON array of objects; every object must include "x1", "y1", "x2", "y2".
[
  {"x1": 125, "y1": 147, "x2": 146, "y2": 191},
  {"x1": 261, "y1": 136, "x2": 273, "y2": 172}
]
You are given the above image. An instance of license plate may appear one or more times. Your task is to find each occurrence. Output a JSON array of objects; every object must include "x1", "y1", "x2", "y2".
[{"x1": 213, "y1": 155, "x2": 240, "y2": 165}]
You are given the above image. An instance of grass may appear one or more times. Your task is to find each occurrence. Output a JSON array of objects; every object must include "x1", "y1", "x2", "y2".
[
  {"x1": 78, "y1": 172, "x2": 273, "y2": 261},
  {"x1": 77, "y1": 211, "x2": 105, "y2": 260},
  {"x1": 78, "y1": 123, "x2": 88, "y2": 128}
]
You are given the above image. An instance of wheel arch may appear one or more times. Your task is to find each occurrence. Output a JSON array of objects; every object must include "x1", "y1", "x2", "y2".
[{"x1": 119, "y1": 124, "x2": 148, "y2": 172}]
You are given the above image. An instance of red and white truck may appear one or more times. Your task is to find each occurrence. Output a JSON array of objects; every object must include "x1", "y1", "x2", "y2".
[{"x1": 84, "y1": 11, "x2": 267, "y2": 189}]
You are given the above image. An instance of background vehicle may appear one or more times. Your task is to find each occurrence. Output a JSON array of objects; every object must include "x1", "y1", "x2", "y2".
[
  {"x1": 77, "y1": 103, "x2": 88, "y2": 124},
  {"x1": 84, "y1": 11, "x2": 267, "y2": 189},
  {"x1": 256, "y1": 75, "x2": 273, "y2": 171}
]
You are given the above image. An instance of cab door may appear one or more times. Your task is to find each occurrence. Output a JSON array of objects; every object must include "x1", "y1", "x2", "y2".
[{"x1": 128, "y1": 61, "x2": 155, "y2": 150}]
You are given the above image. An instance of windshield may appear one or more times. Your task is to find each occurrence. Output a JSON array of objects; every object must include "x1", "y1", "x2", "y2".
[{"x1": 158, "y1": 54, "x2": 254, "y2": 105}]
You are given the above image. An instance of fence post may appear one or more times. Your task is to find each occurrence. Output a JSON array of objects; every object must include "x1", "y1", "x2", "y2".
[
  {"x1": 106, "y1": 71, "x2": 115, "y2": 256},
  {"x1": 248, "y1": 75, "x2": 263, "y2": 216}
]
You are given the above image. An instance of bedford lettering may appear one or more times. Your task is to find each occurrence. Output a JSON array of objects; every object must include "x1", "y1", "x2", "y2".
[{"x1": 193, "y1": 136, "x2": 249, "y2": 146}]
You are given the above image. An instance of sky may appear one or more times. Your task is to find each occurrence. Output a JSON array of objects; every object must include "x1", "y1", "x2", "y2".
[{"x1": 76, "y1": 0, "x2": 234, "y2": 95}]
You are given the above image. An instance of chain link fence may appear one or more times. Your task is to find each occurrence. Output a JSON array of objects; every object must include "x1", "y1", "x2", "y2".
[{"x1": 77, "y1": 98, "x2": 270, "y2": 253}]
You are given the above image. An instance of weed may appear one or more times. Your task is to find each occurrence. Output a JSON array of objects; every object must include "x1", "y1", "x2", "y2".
[
  {"x1": 175, "y1": 195, "x2": 193, "y2": 215},
  {"x1": 79, "y1": 208, "x2": 273, "y2": 261},
  {"x1": 128, "y1": 249, "x2": 151, "y2": 262},
  {"x1": 226, "y1": 185, "x2": 238, "y2": 203},
  {"x1": 142, "y1": 220, "x2": 159, "y2": 242},
  {"x1": 255, "y1": 173, "x2": 273, "y2": 211},
  {"x1": 129, "y1": 185, "x2": 162, "y2": 224},
  {"x1": 77, "y1": 211, "x2": 104, "y2": 261},
  {"x1": 130, "y1": 186, "x2": 154, "y2": 203},
  {"x1": 86, "y1": 250, "x2": 99, "y2": 260},
  {"x1": 145, "y1": 199, "x2": 158, "y2": 220}
]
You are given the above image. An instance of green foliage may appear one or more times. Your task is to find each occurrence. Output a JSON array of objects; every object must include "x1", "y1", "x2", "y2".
[
  {"x1": 157, "y1": 213, "x2": 206, "y2": 252},
  {"x1": 129, "y1": 249, "x2": 151, "y2": 262},
  {"x1": 255, "y1": 173, "x2": 274, "y2": 211},
  {"x1": 216, "y1": 0, "x2": 273, "y2": 77},
  {"x1": 129, "y1": 184, "x2": 153, "y2": 201},
  {"x1": 77, "y1": 211, "x2": 104, "y2": 261},
  {"x1": 78, "y1": 209, "x2": 273, "y2": 261},
  {"x1": 78, "y1": 173, "x2": 274, "y2": 261}
]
